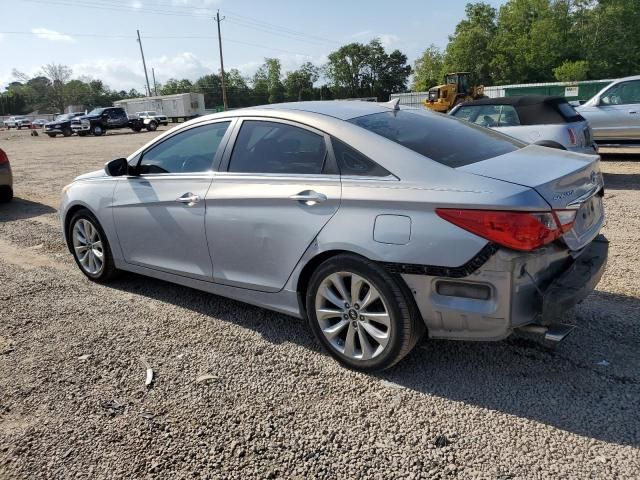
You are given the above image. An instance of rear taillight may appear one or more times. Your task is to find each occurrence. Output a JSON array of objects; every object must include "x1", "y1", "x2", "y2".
[
  {"x1": 567, "y1": 127, "x2": 577, "y2": 146},
  {"x1": 435, "y1": 209, "x2": 577, "y2": 252},
  {"x1": 0, "y1": 149, "x2": 8, "y2": 166}
]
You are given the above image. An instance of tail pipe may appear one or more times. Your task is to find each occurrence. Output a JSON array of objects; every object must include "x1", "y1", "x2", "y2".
[{"x1": 517, "y1": 324, "x2": 575, "y2": 343}]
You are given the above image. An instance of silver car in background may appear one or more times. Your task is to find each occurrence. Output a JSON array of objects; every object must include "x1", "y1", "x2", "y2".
[
  {"x1": 577, "y1": 74, "x2": 640, "y2": 146},
  {"x1": 60, "y1": 101, "x2": 608, "y2": 371},
  {"x1": 450, "y1": 96, "x2": 596, "y2": 154}
]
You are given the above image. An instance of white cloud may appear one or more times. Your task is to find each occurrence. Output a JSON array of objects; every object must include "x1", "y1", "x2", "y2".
[
  {"x1": 346, "y1": 30, "x2": 399, "y2": 48},
  {"x1": 0, "y1": 33, "x2": 5, "y2": 42},
  {"x1": 70, "y1": 52, "x2": 215, "y2": 91},
  {"x1": 31, "y1": 28, "x2": 75, "y2": 43},
  {"x1": 131, "y1": 0, "x2": 143, "y2": 9}
]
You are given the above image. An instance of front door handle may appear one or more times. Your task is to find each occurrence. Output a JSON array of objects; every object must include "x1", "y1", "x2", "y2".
[
  {"x1": 289, "y1": 190, "x2": 327, "y2": 205},
  {"x1": 630, "y1": 111, "x2": 638, "y2": 114},
  {"x1": 176, "y1": 193, "x2": 201, "y2": 206}
]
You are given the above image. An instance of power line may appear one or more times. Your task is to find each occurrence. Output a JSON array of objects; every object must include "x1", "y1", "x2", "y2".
[{"x1": 0, "y1": 31, "x2": 317, "y2": 57}]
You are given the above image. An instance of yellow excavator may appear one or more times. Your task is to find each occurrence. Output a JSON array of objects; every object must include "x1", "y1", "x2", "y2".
[{"x1": 423, "y1": 72, "x2": 485, "y2": 113}]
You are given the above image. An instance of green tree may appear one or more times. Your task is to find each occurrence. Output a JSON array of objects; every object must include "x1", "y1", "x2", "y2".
[
  {"x1": 160, "y1": 78, "x2": 193, "y2": 95},
  {"x1": 413, "y1": 45, "x2": 445, "y2": 91},
  {"x1": 264, "y1": 58, "x2": 285, "y2": 103},
  {"x1": 553, "y1": 60, "x2": 590, "y2": 81},
  {"x1": 444, "y1": 3, "x2": 497, "y2": 85},
  {"x1": 284, "y1": 62, "x2": 319, "y2": 101},
  {"x1": 325, "y1": 39, "x2": 411, "y2": 100}
]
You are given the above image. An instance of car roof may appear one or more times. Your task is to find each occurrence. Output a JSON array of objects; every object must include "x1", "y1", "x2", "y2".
[
  {"x1": 254, "y1": 100, "x2": 396, "y2": 120},
  {"x1": 455, "y1": 95, "x2": 584, "y2": 125},
  {"x1": 459, "y1": 95, "x2": 567, "y2": 107}
]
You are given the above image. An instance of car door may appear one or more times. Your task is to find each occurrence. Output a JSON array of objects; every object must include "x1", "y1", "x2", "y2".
[
  {"x1": 112, "y1": 120, "x2": 233, "y2": 280},
  {"x1": 207, "y1": 118, "x2": 341, "y2": 292},
  {"x1": 580, "y1": 80, "x2": 640, "y2": 140}
]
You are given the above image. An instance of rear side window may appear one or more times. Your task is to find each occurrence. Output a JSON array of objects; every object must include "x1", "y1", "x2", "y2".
[
  {"x1": 555, "y1": 102, "x2": 583, "y2": 121},
  {"x1": 453, "y1": 105, "x2": 520, "y2": 127},
  {"x1": 228, "y1": 120, "x2": 327, "y2": 174},
  {"x1": 349, "y1": 110, "x2": 524, "y2": 168},
  {"x1": 331, "y1": 137, "x2": 390, "y2": 177},
  {"x1": 139, "y1": 122, "x2": 230, "y2": 174}
]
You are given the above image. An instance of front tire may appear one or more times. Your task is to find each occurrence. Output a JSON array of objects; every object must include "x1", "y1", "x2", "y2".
[
  {"x1": 306, "y1": 254, "x2": 423, "y2": 372},
  {"x1": 91, "y1": 124, "x2": 104, "y2": 136},
  {"x1": 47, "y1": 133, "x2": 57, "y2": 138},
  {"x1": 146, "y1": 120, "x2": 158, "y2": 132},
  {"x1": 63, "y1": 127, "x2": 72, "y2": 137},
  {"x1": 68, "y1": 210, "x2": 118, "y2": 282}
]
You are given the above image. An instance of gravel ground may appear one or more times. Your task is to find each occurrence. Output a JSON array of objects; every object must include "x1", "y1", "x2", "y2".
[{"x1": 1, "y1": 128, "x2": 639, "y2": 479}]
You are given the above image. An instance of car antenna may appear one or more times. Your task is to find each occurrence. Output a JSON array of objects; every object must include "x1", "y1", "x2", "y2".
[{"x1": 381, "y1": 97, "x2": 400, "y2": 111}]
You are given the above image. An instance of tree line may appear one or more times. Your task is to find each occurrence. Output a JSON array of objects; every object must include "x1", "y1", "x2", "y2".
[
  {"x1": 3, "y1": 0, "x2": 639, "y2": 115},
  {"x1": 413, "y1": 0, "x2": 640, "y2": 90}
]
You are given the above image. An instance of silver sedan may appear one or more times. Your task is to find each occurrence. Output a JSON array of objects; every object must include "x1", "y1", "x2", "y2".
[{"x1": 60, "y1": 101, "x2": 608, "y2": 371}]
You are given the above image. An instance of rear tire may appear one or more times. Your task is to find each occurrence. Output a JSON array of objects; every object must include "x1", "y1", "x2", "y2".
[
  {"x1": 305, "y1": 254, "x2": 423, "y2": 372},
  {"x1": 47, "y1": 133, "x2": 57, "y2": 138},
  {"x1": 68, "y1": 209, "x2": 118, "y2": 282}
]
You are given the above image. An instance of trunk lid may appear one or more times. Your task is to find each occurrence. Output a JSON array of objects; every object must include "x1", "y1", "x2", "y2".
[{"x1": 459, "y1": 145, "x2": 604, "y2": 250}]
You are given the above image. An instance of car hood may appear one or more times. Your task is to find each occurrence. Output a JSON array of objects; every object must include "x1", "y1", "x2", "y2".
[
  {"x1": 74, "y1": 114, "x2": 99, "y2": 121},
  {"x1": 458, "y1": 144, "x2": 602, "y2": 210},
  {"x1": 75, "y1": 169, "x2": 108, "y2": 181}
]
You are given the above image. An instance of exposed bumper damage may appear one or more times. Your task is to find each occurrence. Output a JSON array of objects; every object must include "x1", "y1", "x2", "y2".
[{"x1": 398, "y1": 235, "x2": 609, "y2": 341}]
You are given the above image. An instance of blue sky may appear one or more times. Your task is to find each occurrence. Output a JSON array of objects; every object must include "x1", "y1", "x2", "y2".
[{"x1": 1, "y1": 0, "x2": 507, "y2": 91}]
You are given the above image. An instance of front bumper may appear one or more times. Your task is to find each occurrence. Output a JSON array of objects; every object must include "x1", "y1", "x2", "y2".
[
  {"x1": 400, "y1": 235, "x2": 609, "y2": 341},
  {"x1": 71, "y1": 123, "x2": 90, "y2": 132}
]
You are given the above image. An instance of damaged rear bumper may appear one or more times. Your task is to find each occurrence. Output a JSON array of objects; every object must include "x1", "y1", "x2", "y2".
[
  {"x1": 540, "y1": 234, "x2": 608, "y2": 323},
  {"x1": 399, "y1": 235, "x2": 609, "y2": 341}
]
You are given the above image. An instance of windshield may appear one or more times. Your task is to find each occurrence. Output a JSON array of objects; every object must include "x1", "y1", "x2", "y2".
[
  {"x1": 55, "y1": 114, "x2": 71, "y2": 121},
  {"x1": 147, "y1": 111, "x2": 157, "y2": 115},
  {"x1": 349, "y1": 109, "x2": 524, "y2": 168},
  {"x1": 88, "y1": 108, "x2": 105, "y2": 116}
]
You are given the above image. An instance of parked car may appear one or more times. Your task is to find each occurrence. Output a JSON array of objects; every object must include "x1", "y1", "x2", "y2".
[
  {"x1": 32, "y1": 119, "x2": 47, "y2": 128},
  {"x1": 71, "y1": 107, "x2": 146, "y2": 136},
  {"x1": 0, "y1": 148, "x2": 13, "y2": 203},
  {"x1": 4, "y1": 116, "x2": 32, "y2": 129},
  {"x1": 60, "y1": 101, "x2": 607, "y2": 371},
  {"x1": 450, "y1": 96, "x2": 597, "y2": 154},
  {"x1": 577, "y1": 74, "x2": 640, "y2": 146},
  {"x1": 136, "y1": 111, "x2": 169, "y2": 128},
  {"x1": 45, "y1": 112, "x2": 85, "y2": 137}
]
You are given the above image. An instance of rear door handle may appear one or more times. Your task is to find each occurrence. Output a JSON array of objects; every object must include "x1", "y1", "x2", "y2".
[
  {"x1": 289, "y1": 190, "x2": 327, "y2": 205},
  {"x1": 176, "y1": 193, "x2": 201, "y2": 206}
]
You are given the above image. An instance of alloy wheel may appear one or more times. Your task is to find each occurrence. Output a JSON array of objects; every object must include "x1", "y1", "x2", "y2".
[
  {"x1": 314, "y1": 271, "x2": 391, "y2": 361},
  {"x1": 72, "y1": 218, "x2": 105, "y2": 275}
]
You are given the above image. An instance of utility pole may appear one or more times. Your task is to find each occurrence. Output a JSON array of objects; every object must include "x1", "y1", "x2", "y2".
[
  {"x1": 215, "y1": 10, "x2": 228, "y2": 110},
  {"x1": 136, "y1": 30, "x2": 152, "y2": 97},
  {"x1": 152, "y1": 68, "x2": 158, "y2": 96}
]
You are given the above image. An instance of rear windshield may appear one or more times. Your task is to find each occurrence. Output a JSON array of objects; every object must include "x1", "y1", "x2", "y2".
[
  {"x1": 348, "y1": 109, "x2": 524, "y2": 168},
  {"x1": 556, "y1": 102, "x2": 583, "y2": 122}
]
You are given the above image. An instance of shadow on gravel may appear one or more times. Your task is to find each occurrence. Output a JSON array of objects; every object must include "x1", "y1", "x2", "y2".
[
  {"x1": 0, "y1": 198, "x2": 57, "y2": 222},
  {"x1": 106, "y1": 273, "x2": 639, "y2": 447},
  {"x1": 602, "y1": 172, "x2": 640, "y2": 190}
]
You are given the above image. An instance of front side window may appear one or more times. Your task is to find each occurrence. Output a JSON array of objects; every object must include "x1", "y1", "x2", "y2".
[
  {"x1": 350, "y1": 110, "x2": 523, "y2": 168},
  {"x1": 601, "y1": 81, "x2": 640, "y2": 105},
  {"x1": 139, "y1": 122, "x2": 230, "y2": 174},
  {"x1": 228, "y1": 120, "x2": 327, "y2": 174}
]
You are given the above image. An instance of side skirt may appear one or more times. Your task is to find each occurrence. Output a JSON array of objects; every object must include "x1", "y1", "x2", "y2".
[{"x1": 114, "y1": 260, "x2": 303, "y2": 319}]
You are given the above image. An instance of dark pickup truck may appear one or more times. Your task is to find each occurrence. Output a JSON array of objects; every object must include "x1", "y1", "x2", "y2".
[
  {"x1": 45, "y1": 112, "x2": 85, "y2": 137},
  {"x1": 71, "y1": 107, "x2": 148, "y2": 136}
]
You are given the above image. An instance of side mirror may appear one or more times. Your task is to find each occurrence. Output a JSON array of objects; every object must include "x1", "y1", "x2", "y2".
[{"x1": 105, "y1": 157, "x2": 130, "y2": 177}]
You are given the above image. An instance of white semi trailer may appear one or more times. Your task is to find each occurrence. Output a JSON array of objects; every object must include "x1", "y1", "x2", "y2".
[{"x1": 113, "y1": 93, "x2": 205, "y2": 122}]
